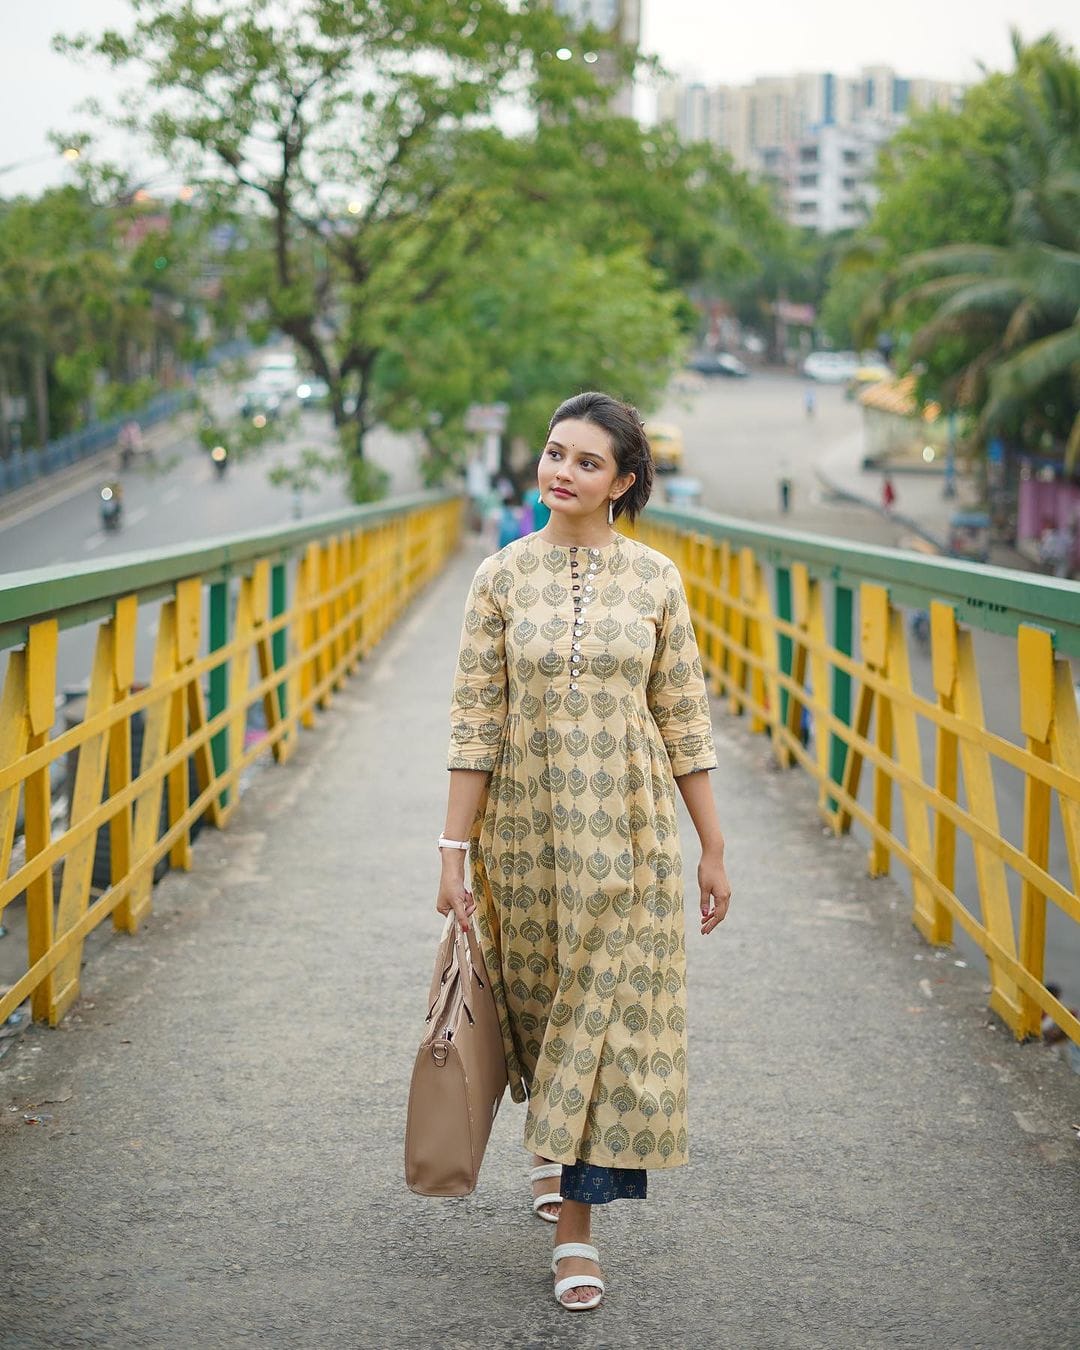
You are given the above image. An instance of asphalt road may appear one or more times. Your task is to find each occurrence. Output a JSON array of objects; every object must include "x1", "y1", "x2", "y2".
[
  {"x1": 0, "y1": 392, "x2": 419, "y2": 576},
  {"x1": 0, "y1": 384, "x2": 423, "y2": 715},
  {"x1": 659, "y1": 371, "x2": 1079, "y2": 1006}
]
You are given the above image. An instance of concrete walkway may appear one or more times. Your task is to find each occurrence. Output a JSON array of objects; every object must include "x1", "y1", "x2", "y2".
[{"x1": 2, "y1": 544, "x2": 1079, "y2": 1350}]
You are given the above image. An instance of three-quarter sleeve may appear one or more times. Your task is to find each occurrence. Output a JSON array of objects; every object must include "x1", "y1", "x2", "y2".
[
  {"x1": 647, "y1": 565, "x2": 717, "y2": 777},
  {"x1": 447, "y1": 558, "x2": 508, "y2": 771}
]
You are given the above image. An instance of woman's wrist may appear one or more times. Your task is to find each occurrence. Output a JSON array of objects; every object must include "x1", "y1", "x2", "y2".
[{"x1": 699, "y1": 836, "x2": 726, "y2": 859}]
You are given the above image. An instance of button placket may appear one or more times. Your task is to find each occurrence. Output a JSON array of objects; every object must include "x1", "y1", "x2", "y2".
[{"x1": 568, "y1": 546, "x2": 585, "y2": 689}]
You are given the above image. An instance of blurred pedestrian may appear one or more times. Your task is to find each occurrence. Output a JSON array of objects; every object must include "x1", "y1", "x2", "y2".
[
  {"x1": 118, "y1": 420, "x2": 143, "y2": 468},
  {"x1": 497, "y1": 494, "x2": 524, "y2": 549},
  {"x1": 882, "y1": 475, "x2": 897, "y2": 514},
  {"x1": 778, "y1": 475, "x2": 793, "y2": 515},
  {"x1": 804, "y1": 387, "x2": 815, "y2": 418},
  {"x1": 522, "y1": 484, "x2": 550, "y2": 534}
]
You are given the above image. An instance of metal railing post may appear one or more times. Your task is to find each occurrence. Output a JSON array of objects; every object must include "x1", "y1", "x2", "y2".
[
  {"x1": 828, "y1": 583, "x2": 853, "y2": 813},
  {"x1": 775, "y1": 565, "x2": 793, "y2": 730},
  {"x1": 209, "y1": 579, "x2": 230, "y2": 809},
  {"x1": 271, "y1": 561, "x2": 287, "y2": 719}
]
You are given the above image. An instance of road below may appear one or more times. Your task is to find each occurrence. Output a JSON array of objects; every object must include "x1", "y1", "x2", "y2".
[{"x1": 0, "y1": 379, "x2": 423, "y2": 724}]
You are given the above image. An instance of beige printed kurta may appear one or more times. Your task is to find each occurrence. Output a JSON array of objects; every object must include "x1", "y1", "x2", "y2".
[{"x1": 448, "y1": 533, "x2": 716, "y2": 1169}]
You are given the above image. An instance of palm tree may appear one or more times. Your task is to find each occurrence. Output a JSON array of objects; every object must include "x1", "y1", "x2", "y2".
[{"x1": 871, "y1": 37, "x2": 1080, "y2": 468}]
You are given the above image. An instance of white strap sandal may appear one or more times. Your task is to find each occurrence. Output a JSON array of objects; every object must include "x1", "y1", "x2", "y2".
[
  {"x1": 529, "y1": 1163, "x2": 563, "y2": 1222},
  {"x1": 552, "y1": 1242, "x2": 604, "y2": 1311}
]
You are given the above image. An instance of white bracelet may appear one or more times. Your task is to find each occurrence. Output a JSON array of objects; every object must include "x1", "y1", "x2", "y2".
[{"x1": 437, "y1": 836, "x2": 470, "y2": 851}]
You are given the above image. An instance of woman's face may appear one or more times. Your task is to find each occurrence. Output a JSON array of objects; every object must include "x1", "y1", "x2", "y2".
[{"x1": 537, "y1": 418, "x2": 634, "y2": 523}]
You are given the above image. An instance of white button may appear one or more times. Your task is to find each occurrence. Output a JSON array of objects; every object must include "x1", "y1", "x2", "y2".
[
  {"x1": 572, "y1": 643, "x2": 581, "y2": 651},
  {"x1": 569, "y1": 682, "x2": 579, "y2": 691}
]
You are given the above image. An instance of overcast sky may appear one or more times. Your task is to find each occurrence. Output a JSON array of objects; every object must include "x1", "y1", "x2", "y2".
[{"x1": 3, "y1": 0, "x2": 1078, "y2": 196}]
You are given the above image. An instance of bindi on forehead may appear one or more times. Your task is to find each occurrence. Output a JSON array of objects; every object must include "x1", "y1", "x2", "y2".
[{"x1": 548, "y1": 434, "x2": 611, "y2": 460}]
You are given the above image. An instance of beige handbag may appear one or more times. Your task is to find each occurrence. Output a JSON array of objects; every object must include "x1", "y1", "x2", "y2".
[{"x1": 405, "y1": 917, "x2": 507, "y2": 1197}]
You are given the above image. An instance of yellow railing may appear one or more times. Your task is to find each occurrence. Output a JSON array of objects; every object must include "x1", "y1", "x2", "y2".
[
  {"x1": 0, "y1": 494, "x2": 461, "y2": 1027},
  {"x1": 634, "y1": 507, "x2": 1080, "y2": 1048}
]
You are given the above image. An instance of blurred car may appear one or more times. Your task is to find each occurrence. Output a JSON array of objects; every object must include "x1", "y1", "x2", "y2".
[
  {"x1": 803, "y1": 350, "x2": 860, "y2": 383},
  {"x1": 253, "y1": 351, "x2": 298, "y2": 397},
  {"x1": 687, "y1": 351, "x2": 750, "y2": 378},
  {"x1": 645, "y1": 421, "x2": 685, "y2": 474},
  {"x1": 296, "y1": 377, "x2": 330, "y2": 409}
]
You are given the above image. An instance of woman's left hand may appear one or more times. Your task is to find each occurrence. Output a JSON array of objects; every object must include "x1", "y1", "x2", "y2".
[{"x1": 698, "y1": 850, "x2": 731, "y2": 936}]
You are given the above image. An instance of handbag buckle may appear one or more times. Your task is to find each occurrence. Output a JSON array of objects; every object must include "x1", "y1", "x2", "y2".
[{"x1": 432, "y1": 1039, "x2": 450, "y2": 1066}]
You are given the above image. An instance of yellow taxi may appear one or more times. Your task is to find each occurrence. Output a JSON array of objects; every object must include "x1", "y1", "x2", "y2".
[{"x1": 644, "y1": 421, "x2": 684, "y2": 474}]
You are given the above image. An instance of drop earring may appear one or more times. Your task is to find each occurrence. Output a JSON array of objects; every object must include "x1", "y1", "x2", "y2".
[{"x1": 608, "y1": 498, "x2": 615, "y2": 525}]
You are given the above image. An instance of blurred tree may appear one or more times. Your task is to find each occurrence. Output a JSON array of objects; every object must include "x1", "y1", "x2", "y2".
[
  {"x1": 61, "y1": 1, "x2": 771, "y2": 495},
  {"x1": 0, "y1": 188, "x2": 127, "y2": 448},
  {"x1": 376, "y1": 234, "x2": 682, "y2": 482},
  {"x1": 60, "y1": 1, "x2": 590, "y2": 488},
  {"x1": 0, "y1": 184, "x2": 204, "y2": 451},
  {"x1": 861, "y1": 35, "x2": 1080, "y2": 464}
]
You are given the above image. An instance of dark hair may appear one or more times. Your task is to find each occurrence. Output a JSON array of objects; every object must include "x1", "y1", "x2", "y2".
[{"x1": 547, "y1": 391, "x2": 654, "y2": 523}]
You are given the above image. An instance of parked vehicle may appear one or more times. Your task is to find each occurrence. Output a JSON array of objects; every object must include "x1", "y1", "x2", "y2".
[
  {"x1": 644, "y1": 421, "x2": 685, "y2": 474},
  {"x1": 687, "y1": 351, "x2": 750, "y2": 378},
  {"x1": 803, "y1": 350, "x2": 860, "y2": 383}
]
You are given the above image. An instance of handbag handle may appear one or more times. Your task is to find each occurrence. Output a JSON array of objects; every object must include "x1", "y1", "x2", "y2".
[{"x1": 425, "y1": 923, "x2": 487, "y2": 1027}]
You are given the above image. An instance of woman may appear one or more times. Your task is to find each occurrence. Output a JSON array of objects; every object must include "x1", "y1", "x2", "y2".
[{"x1": 437, "y1": 391, "x2": 732, "y2": 1311}]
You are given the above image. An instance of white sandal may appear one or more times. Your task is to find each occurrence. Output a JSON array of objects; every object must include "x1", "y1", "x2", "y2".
[
  {"x1": 552, "y1": 1242, "x2": 604, "y2": 1311},
  {"x1": 529, "y1": 1163, "x2": 563, "y2": 1222}
]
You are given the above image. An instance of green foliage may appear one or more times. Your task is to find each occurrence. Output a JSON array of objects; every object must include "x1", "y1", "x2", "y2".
[
  {"x1": 95, "y1": 375, "x2": 160, "y2": 419},
  {"x1": 345, "y1": 455, "x2": 391, "y2": 505},
  {"x1": 0, "y1": 182, "x2": 204, "y2": 448},
  {"x1": 818, "y1": 265, "x2": 883, "y2": 348},
  {"x1": 863, "y1": 36, "x2": 1080, "y2": 463},
  {"x1": 374, "y1": 235, "x2": 682, "y2": 478},
  {"x1": 870, "y1": 81, "x2": 1021, "y2": 259},
  {"x1": 267, "y1": 445, "x2": 343, "y2": 497},
  {"x1": 59, "y1": 0, "x2": 776, "y2": 487}
]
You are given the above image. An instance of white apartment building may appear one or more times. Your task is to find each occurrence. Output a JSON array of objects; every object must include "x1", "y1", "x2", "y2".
[{"x1": 657, "y1": 66, "x2": 963, "y2": 232}]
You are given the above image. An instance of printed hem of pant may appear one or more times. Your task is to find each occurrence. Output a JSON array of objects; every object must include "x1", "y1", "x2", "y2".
[{"x1": 560, "y1": 1159, "x2": 647, "y2": 1205}]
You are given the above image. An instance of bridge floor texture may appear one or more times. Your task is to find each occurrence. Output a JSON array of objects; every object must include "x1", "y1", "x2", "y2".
[{"x1": 2, "y1": 545, "x2": 1079, "y2": 1350}]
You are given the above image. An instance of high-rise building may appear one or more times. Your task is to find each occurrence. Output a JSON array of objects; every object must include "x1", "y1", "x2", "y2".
[{"x1": 657, "y1": 65, "x2": 964, "y2": 232}]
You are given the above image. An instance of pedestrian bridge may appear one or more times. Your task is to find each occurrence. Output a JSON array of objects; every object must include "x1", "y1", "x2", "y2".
[{"x1": 2, "y1": 493, "x2": 1078, "y2": 1346}]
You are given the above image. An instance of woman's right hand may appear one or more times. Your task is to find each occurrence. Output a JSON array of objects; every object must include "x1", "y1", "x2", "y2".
[{"x1": 436, "y1": 863, "x2": 476, "y2": 931}]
